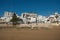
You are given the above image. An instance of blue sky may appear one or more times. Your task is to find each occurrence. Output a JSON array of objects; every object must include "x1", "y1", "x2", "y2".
[{"x1": 0, "y1": 0, "x2": 60, "y2": 16}]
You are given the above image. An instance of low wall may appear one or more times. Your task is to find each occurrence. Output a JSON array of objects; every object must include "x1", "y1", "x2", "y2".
[
  {"x1": 0, "y1": 23, "x2": 60, "y2": 28},
  {"x1": 17, "y1": 23, "x2": 60, "y2": 28}
]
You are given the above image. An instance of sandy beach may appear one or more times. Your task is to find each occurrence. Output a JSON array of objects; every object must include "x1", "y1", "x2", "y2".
[{"x1": 0, "y1": 25, "x2": 60, "y2": 40}]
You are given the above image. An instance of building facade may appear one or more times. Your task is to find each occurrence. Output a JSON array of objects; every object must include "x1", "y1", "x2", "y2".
[
  {"x1": 21, "y1": 12, "x2": 38, "y2": 24},
  {"x1": 0, "y1": 11, "x2": 60, "y2": 24}
]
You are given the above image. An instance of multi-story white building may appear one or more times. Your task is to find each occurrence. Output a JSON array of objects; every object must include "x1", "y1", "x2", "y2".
[
  {"x1": 4, "y1": 11, "x2": 13, "y2": 17},
  {"x1": 21, "y1": 12, "x2": 38, "y2": 24},
  {"x1": 46, "y1": 12, "x2": 60, "y2": 23},
  {"x1": 0, "y1": 11, "x2": 14, "y2": 22}
]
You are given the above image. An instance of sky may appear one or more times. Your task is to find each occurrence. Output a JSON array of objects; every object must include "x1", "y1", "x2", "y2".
[{"x1": 0, "y1": 0, "x2": 60, "y2": 16}]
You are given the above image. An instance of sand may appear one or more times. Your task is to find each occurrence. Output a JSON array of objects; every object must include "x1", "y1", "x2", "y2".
[{"x1": 0, "y1": 28, "x2": 60, "y2": 40}]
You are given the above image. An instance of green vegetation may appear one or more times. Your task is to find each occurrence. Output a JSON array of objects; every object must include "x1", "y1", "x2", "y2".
[
  {"x1": 10, "y1": 12, "x2": 24, "y2": 25},
  {"x1": 10, "y1": 13, "x2": 20, "y2": 25}
]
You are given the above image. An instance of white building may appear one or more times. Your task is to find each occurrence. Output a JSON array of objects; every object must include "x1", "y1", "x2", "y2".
[
  {"x1": 0, "y1": 17, "x2": 12, "y2": 22},
  {"x1": 3, "y1": 11, "x2": 20, "y2": 22},
  {"x1": 46, "y1": 12, "x2": 60, "y2": 23},
  {"x1": 0, "y1": 11, "x2": 14, "y2": 22},
  {"x1": 4, "y1": 11, "x2": 13, "y2": 17},
  {"x1": 21, "y1": 12, "x2": 38, "y2": 24},
  {"x1": 37, "y1": 15, "x2": 48, "y2": 23}
]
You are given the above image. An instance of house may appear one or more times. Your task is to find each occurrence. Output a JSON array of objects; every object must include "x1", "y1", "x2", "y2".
[
  {"x1": 37, "y1": 15, "x2": 48, "y2": 23},
  {"x1": 47, "y1": 12, "x2": 60, "y2": 23},
  {"x1": 21, "y1": 12, "x2": 38, "y2": 24}
]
